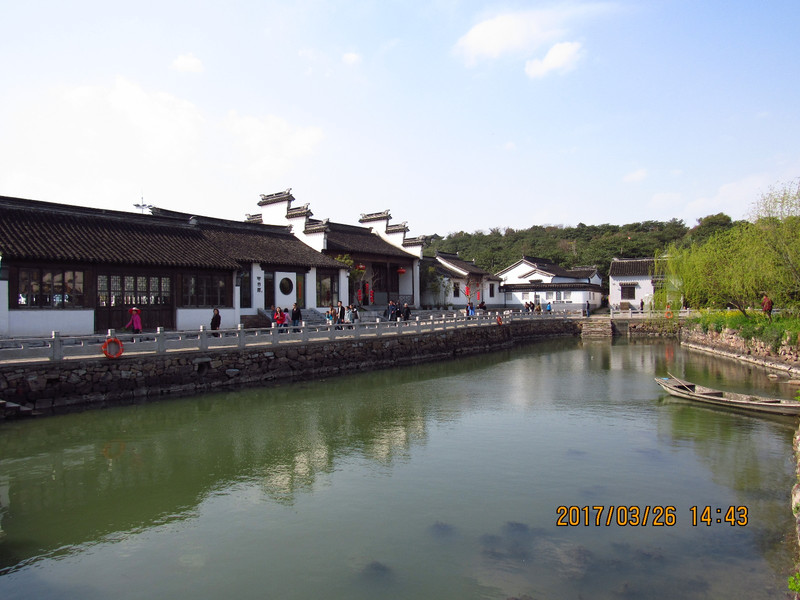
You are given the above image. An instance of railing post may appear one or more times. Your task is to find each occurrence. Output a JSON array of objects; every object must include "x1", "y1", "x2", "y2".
[
  {"x1": 156, "y1": 327, "x2": 166, "y2": 354},
  {"x1": 51, "y1": 331, "x2": 63, "y2": 361},
  {"x1": 238, "y1": 323, "x2": 246, "y2": 349},
  {"x1": 199, "y1": 326, "x2": 208, "y2": 351},
  {"x1": 302, "y1": 321, "x2": 309, "y2": 343}
]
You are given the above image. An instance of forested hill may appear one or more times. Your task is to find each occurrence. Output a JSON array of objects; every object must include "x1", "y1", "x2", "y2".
[{"x1": 424, "y1": 213, "x2": 738, "y2": 282}]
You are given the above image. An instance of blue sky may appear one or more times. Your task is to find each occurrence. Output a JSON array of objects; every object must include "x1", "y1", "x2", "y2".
[{"x1": 2, "y1": 1, "x2": 799, "y2": 237}]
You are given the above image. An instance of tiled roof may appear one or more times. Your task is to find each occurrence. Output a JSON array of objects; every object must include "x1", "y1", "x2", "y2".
[
  {"x1": 421, "y1": 257, "x2": 462, "y2": 279},
  {"x1": 501, "y1": 282, "x2": 603, "y2": 292},
  {"x1": 436, "y1": 251, "x2": 498, "y2": 278},
  {"x1": 402, "y1": 236, "x2": 426, "y2": 247},
  {"x1": 257, "y1": 189, "x2": 295, "y2": 206},
  {"x1": 609, "y1": 258, "x2": 656, "y2": 277},
  {"x1": 358, "y1": 210, "x2": 391, "y2": 223},
  {"x1": 152, "y1": 208, "x2": 345, "y2": 269},
  {"x1": 0, "y1": 196, "x2": 238, "y2": 269},
  {"x1": 0, "y1": 196, "x2": 344, "y2": 270},
  {"x1": 324, "y1": 222, "x2": 416, "y2": 259}
]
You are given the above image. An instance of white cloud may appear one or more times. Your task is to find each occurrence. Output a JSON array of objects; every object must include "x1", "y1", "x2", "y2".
[
  {"x1": 622, "y1": 168, "x2": 647, "y2": 183},
  {"x1": 0, "y1": 77, "x2": 323, "y2": 217},
  {"x1": 503, "y1": 141, "x2": 517, "y2": 151},
  {"x1": 171, "y1": 53, "x2": 205, "y2": 73},
  {"x1": 649, "y1": 191, "x2": 683, "y2": 209},
  {"x1": 454, "y1": 4, "x2": 612, "y2": 66},
  {"x1": 223, "y1": 111, "x2": 324, "y2": 179},
  {"x1": 342, "y1": 52, "x2": 362, "y2": 66},
  {"x1": 524, "y1": 41, "x2": 583, "y2": 79},
  {"x1": 684, "y1": 174, "x2": 771, "y2": 221}
]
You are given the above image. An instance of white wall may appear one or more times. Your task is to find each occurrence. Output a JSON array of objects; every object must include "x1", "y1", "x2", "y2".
[
  {"x1": 176, "y1": 308, "x2": 236, "y2": 331},
  {"x1": 274, "y1": 272, "x2": 296, "y2": 311},
  {"x1": 608, "y1": 276, "x2": 654, "y2": 308},
  {"x1": 338, "y1": 269, "x2": 349, "y2": 307},
  {"x1": 259, "y1": 199, "x2": 290, "y2": 225},
  {"x1": 306, "y1": 267, "x2": 317, "y2": 309},
  {"x1": 7, "y1": 310, "x2": 96, "y2": 336},
  {"x1": 0, "y1": 280, "x2": 7, "y2": 336}
]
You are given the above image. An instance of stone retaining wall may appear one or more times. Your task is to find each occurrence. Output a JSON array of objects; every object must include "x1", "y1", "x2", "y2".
[
  {"x1": 680, "y1": 325, "x2": 800, "y2": 377},
  {"x1": 0, "y1": 319, "x2": 579, "y2": 418}
]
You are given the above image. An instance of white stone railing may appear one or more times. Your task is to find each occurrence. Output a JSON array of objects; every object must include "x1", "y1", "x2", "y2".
[
  {"x1": 609, "y1": 307, "x2": 694, "y2": 319},
  {"x1": 0, "y1": 310, "x2": 583, "y2": 364}
]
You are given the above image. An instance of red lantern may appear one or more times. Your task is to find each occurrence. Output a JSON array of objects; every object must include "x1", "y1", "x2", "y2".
[
  {"x1": 465, "y1": 286, "x2": 471, "y2": 297},
  {"x1": 357, "y1": 289, "x2": 363, "y2": 302},
  {"x1": 477, "y1": 290, "x2": 481, "y2": 301},
  {"x1": 369, "y1": 290, "x2": 374, "y2": 303},
  {"x1": 365, "y1": 282, "x2": 369, "y2": 290},
  {"x1": 397, "y1": 267, "x2": 406, "y2": 275},
  {"x1": 356, "y1": 263, "x2": 366, "y2": 271}
]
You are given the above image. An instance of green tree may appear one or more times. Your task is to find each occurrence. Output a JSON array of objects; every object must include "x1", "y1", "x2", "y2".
[
  {"x1": 687, "y1": 213, "x2": 734, "y2": 245},
  {"x1": 750, "y1": 178, "x2": 800, "y2": 310},
  {"x1": 659, "y1": 225, "x2": 771, "y2": 315}
]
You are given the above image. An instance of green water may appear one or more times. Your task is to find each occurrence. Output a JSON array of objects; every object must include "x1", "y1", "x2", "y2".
[{"x1": 0, "y1": 339, "x2": 796, "y2": 599}]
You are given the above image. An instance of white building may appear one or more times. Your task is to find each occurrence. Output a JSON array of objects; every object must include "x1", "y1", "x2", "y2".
[
  {"x1": 420, "y1": 252, "x2": 502, "y2": 309},
  {"x1": 607, "y1": 258, "x2": 660, "y2": 310},
  {"x1": 496, "y1": 256, "x2": 603, "y2": 313},
  {"x1": 257, "y1": 190, "x2": 424, "y2": 308}
]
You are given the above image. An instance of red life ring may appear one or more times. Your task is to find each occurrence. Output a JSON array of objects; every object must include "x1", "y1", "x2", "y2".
[
  {"x1": 496, "y1": 316, "x2": 503, "y2": 325},
  {"x1": 102, "y1": 440, "x2": 126, "y2": 459},
  {"x1": 102, "y1": 337, "x2": 124, "y2": 359}
]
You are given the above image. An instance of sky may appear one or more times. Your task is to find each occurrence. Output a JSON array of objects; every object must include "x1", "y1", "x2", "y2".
[{"x1": 2, "y1": 1, "x2": 799, "y2": 238}]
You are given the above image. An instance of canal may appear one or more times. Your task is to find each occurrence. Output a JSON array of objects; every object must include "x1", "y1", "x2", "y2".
[{"x1": 0, "y1": 339, "x2": 796, "y2": 599}]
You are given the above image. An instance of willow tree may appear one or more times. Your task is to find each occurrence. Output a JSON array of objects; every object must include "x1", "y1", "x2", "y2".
[
  {"x1": 749, "y1": 178, "x2": 800, "y2": 309},
  {"x1": 658, "y1": 224, "x2": 771, "y2": 315}
]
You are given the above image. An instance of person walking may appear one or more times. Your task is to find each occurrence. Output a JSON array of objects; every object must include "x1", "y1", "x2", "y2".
[
  {"x1": 125, "y1": 307, "x2": 142, "y2": 333},
  {"x1": 761, "y1": 295, "x2": 773, "y2": 322},
  {"x1": 401, "y1": 302, "x2": 411, "y2": 321},
  {"x1": 210, "y1": 308, "x2": 221, "y2": 336},
  {"x1": 291, "y1": 303, "x2": 303, "y2": 330}
]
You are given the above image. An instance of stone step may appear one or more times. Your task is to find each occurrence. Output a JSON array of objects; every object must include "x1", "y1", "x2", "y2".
[{"x1": 581, "y1": 318, "x2": 613, "y2": 338}]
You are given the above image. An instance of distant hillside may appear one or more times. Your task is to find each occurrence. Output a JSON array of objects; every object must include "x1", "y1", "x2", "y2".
[{"x1": 424, "y1": 213, "x2": 739, "y2": 285}]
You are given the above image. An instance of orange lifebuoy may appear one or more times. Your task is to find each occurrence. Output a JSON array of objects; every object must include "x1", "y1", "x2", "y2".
[
  {"x1": 102, "y1": 337, "x2": 124, "y2": 359},
  {"x1": 496, "y1": 316, "x2": 503, "y2": 325},
  {"x1": 664, "y1": 310, "x2": 673, "y2": 319},
  {"x1": 102, "y1": 440, "x2": 126, "y2": 459}
]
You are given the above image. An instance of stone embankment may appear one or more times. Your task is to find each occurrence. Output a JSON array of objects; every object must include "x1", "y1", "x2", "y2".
[
  {"x1": 0, "y1": 318, "x2": 580, "y2": 418},
  {"x1": 680, "y1": 325, "x2": 800, "y2": 377}
]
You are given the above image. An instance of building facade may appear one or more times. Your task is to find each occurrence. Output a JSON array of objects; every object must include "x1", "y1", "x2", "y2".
[
  {"x1": 0, "y1": 196, "x2": 346, "y2": 337},
  {"x1": 420, "y1": 251, "x2": 502, "y2": 309},
  {"x1": 496, "y1": 256, "x2": 602, "y2": 312},
  {"x1": 256, "y1": 190, "x2": 424, "y2": 308},
  {"x1": 607, "y1": 257, "x2": 659, "y2": 310}
]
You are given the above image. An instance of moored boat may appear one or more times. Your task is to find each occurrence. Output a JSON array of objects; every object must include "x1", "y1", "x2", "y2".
[{"x1": 654, "y1": 373, "x2": 800, "y2": 416}]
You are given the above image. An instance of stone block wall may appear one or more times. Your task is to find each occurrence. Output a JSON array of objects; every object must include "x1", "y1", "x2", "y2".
[
  {"x1": 0, "y1": 319, "x2": 580, "y2": 417},
  {"x1": 681, "y1": 325, "x2": 800, "y2": 376}
]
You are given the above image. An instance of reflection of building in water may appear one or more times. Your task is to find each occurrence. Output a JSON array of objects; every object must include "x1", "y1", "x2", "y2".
[
  {"x1": 0, "y1": 389, "x2": 433, "y2": 571},
  {"x1": 0, "y1": 476, "x2": 8, "y2": 539},
  {"x1": 366, "y1": 417, "x2": 426, "y2": 463},
  {"x1": 260, "y1": 443, "x2": 332, "y2": 504}
]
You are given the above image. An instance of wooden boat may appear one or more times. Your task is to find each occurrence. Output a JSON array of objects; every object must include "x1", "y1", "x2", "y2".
[{"x1": 654, "y1": 373, "x2": 800, "y2": 416}]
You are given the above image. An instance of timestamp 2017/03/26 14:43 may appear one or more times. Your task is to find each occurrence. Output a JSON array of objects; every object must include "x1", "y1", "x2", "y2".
[{"x1": 555, "y1": 505, "x2": 748, "y2": 527}]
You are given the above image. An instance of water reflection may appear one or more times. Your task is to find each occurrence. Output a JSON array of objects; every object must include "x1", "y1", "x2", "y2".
[{"x1": 0, "y1": 339, "x2": 795, "y2": 600}]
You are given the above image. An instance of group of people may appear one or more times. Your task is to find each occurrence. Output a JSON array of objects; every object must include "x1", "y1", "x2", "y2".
[
  {"x1": 325, "y1": 300, "x2": 360, "y2": 327},
  {"x1": 385, "y1": 300, "x2": 412, "y2": 321},
  {"x1": 522, "y1": 301, "x2": 552, "y2": 314},
  {"x1": 272, "y1": 303, "x2": 304, "y2": 329}
]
